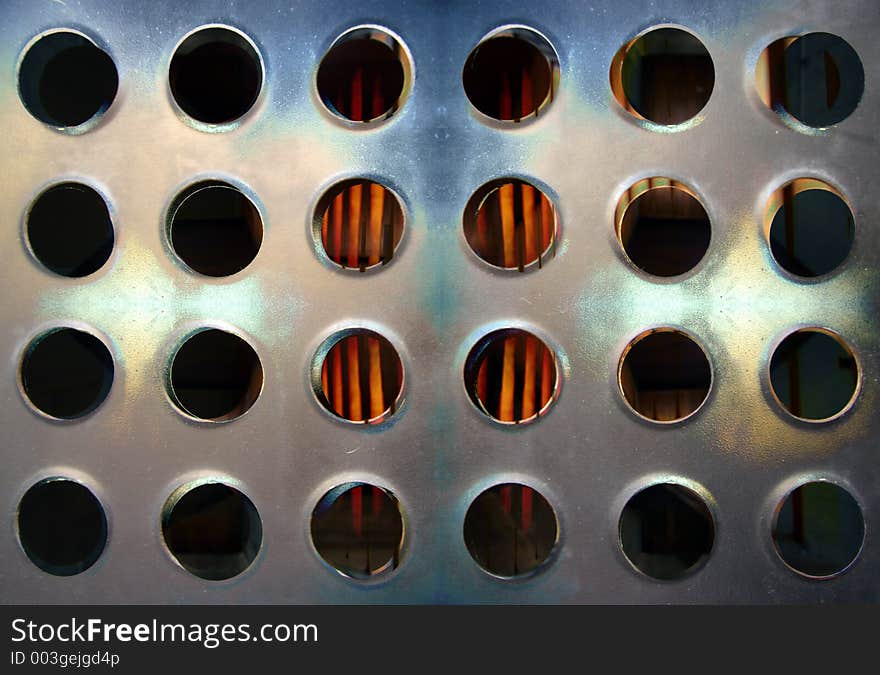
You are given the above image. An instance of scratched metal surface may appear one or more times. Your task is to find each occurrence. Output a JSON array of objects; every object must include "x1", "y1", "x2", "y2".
[{"x1": 0, "y1": 0, "x2": 877, "y2": 603}]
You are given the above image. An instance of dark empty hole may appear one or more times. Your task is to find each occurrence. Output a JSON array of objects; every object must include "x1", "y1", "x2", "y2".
[
  {"x1": 618, "y1": 182, "x2": 710, "y2": 276},
  {"x1": 317, "y1": 330, "x2": 403, "y2": 424},
  {"x1": 613, "y1": 27, "x2": 714, "y2": 125},
  {"x1": 768, "y1": 182, "x2": 854, "y2": 277},
  {"x1": 620, "y1": 330, "x2": 711, "y2": 422},
  {"x1": 169, "y1": 183, "x2": 262, "y2": 276},
  {"x1": 318, "y1": 180, "x2": 405, "y2": 270},
  {"x1": 773, "y1": 481, "x2": 864, "y2": 578},
  {"x1": 316, "y1": 33, "x2": 406, "y2": 122},
  {"x1": 463, "y1": 34, "x2": 554, "y2": 121},
  {"x1": 18, "y1": 31, "x2": 118, "y2": 128},
  {"x1": 162, "y1": 482, "x2": 262, "y2": 580},
  {"x1": 465, "y1": 329, "x2": 558, "y2": 424},
  {"x1": 21, "y1": 328, "x2": 113, "y2": 419},
  {"x1": 619, "y1": 483, "x2": 714, "y2": 580},
  {"x1": 758, "y1": 32, "x2": 864, "y2": 128},
  {"x1": 27, "y1": 183, "x2": 114, "y2": 277},
  {"x1": 17, "y1": 478, "x2": 107, "y2": 576},
  {"x1": 311, "y1": 483, "x2": 404, "y2": 579},
  {"x1": 170, "y1": 329, "x2": 263, "y2": 421},
  {"x1": 464, "y1": 179, "x2": 557, "y2": 271},
  {"x1": 769, "y1": 329, "x2": 857, "y2": 421},
  {"x1": 169, "y1": 27, "x2": 262, "y2": 124},
  {"x1": 463, "y1": 483, "x2": 558, "y2": 578}
]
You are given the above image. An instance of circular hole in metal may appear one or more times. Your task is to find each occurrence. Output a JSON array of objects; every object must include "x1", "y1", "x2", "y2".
[
  {"x1": 316, "y1": 28, "x2": 408, "y2": 123},
  {"x1": 463, "y1": 179, "x2": 557, "y2": 271},
  {"x1": 462, "y1": 27, "x2": 558, "y2": 122},
  {"x1": 619, "y1": 329, "x2": 711, "y2": 423},
  {"x1": 773, "y1": 481, "x2": 864, "y2": 578},
  {"x1": 168, "y1": 181, "x2": 262, "y2": 277},
  {"x1": 769, "y1": 328, "x2": 858, "y2": 422},
  {"x1": 169, "y1": 26, "x2": 262, "y2": 125},
  {"x1": 162, "y1": 481, "x2": 262, "y2": 580},
  {"x1": 756, "y1": 32, "x2": 864, "y2": 128},
  {"x1": 311, "y1": 482, "x2": 404, "y2": 579},
  {"x1": 616, "y1": 178, "x2": 710, "y2": 277},
  {"x1": 26, "y1": 183, "x2": 114, "y2": 277},
  {"x1": 21, "y1": 328, "x2": 114, "y2": 419},
  {"x1": 611, "y1": 27, "x2": 714, "y2": 126},
  {"x1": 619, "y1": 482, "x2": 714, "y2": 580},
  {"x1": 169, "y1": 329, "x2": 263, "y2": 422},
  {"x1": 18, "y1": 30, "x2": 118, "y2": 129},
  {"x1": 315, "y1": 329, "x2": 404, "y2": 425},
  {"x1": 17, "y1": 477, "x2": 107, "y2": 576},
  {"x1": 463, "y1": 483, "x2": 558, "y2": 578},
  {"x1": 315, "y1": 179, "x2": 404, "y2": 270},
  {"x1": 765, "y1": 179, "x2": 854, "y2": 278},
  {"x1": 464, "y1": 328, "x2": 558, "y2": 424}
]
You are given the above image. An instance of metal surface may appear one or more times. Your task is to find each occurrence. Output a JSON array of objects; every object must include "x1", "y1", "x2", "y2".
[{"x1": 1, "y1": 0, "x2": 878, "y2": 603}]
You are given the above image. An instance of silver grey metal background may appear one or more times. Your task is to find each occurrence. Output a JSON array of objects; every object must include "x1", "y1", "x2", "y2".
[{"x1": 0, "y1": 0, "x2": 877, "y2": 603}]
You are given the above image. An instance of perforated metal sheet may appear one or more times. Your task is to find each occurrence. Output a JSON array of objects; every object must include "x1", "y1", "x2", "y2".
[{"x1": 1, "y1": 0, "x2": 878, "y2": 603}]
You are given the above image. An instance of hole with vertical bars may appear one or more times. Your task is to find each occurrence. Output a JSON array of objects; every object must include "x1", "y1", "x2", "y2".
[
  {"x1": 465, "y1": 328, "x2": 558, "y2": 425},
  {"x1": 315, "y1": 329, "x2": 404, "y2": 425},
  {"x1": 464, "y1": 178, "x2": 557, "y2": 271},
  {"x1": 316, "y1": 179, "x2": 404, "y2": 271}
]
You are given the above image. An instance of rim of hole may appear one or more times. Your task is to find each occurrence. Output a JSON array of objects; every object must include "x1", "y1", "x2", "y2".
[
  {"x1": 615, "y1": 177, "x2": 710, "y2": 278},
  {"x1": 312, "y1": 178, "x2": 407, "y2": 272},
  {"x1": 609, "y1": 24, "x2": 714, "y2": 130},
  {"x1": 462, "y1": 24, "x2": 560, "y2": 125},
  {"x1": 755, "y1": 32, "x2": 864, "y2": 132},
  {"x1": 767, "y1": 327, "x2": 860, "y2": 424},
  {"x1": 310, "y1": 327, "x2": 406, "y2": 426},
  {"x1": 462, "y1": 177, "x2": 559, "y2": 272},
  {"x1": 315, "y1": 25, "x2": 413, "y2": 126},
  {"x1": 18, "y1": 325, "x2": 115, "y2": 422},
  {"x1": 310, "y1": 481, "x2": 406, "y2": 580},
  {"x1": 617, "y1": 327, "x2": 713, "y2": 425},
  {"x1": 463, "y1": 327, "x2": 560, "y2": 426},
  {"x1": 16, "y1": 475, "x2": 109, "y2": 577},
  {"x1": 165, "y1": 179, "x2": 264, "y2": 277},
  {"x1": 167, "y1": 326, "x2": 264, "y2": 423},
  {"x1": 770, "y1": 478, "x2": 865, "y2": 580},
  {"x1": 17, "y1": 28, "x2": 119, "y2": 134},
  {"x1": 617, "y1": 478, "x2": 716, "y2": 581},
  {"x1": 762, "y1": 178, "x2": 854, "y2": 280},
  {"x1": 24, "y1": 180, "x2": 116, "y2": 278},
  {"x1": 160, "y1": 477, "x2": 263, "y2": 581},
  {"x1": 167, "y1": 24, "x2": 265, "y2": 130},
  {"x1": 463, "y1": 481, "x2": 560, "y2": 580}
]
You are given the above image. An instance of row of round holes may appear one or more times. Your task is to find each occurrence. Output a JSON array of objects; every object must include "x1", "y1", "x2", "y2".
[
  {"x1": 17, "y1": 25, "x2": 864, "y2": 133},
  {"x1": 18, "y1": 324, "x2": 860, "y2": 426},
  {"x1": 23, "y1": 175, "x2": 856, "y2": 280},
  {"x1": 15, "y1": 474, "x2": 865, "y2": 582}
]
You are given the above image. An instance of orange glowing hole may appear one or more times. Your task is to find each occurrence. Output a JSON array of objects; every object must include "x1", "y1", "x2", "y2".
[
  {"x1": 317, "y1": 330, "x2": 404, "y2": 424},
  {"x1": 464, "y1": 179, "x2": 557, "y2": 271},
  {"x1": 465, "y1": 329, "x2": 558, "y2": 424},
  {"x1": 317, "y1": 180, "x2": 404, "y2": 271}
]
